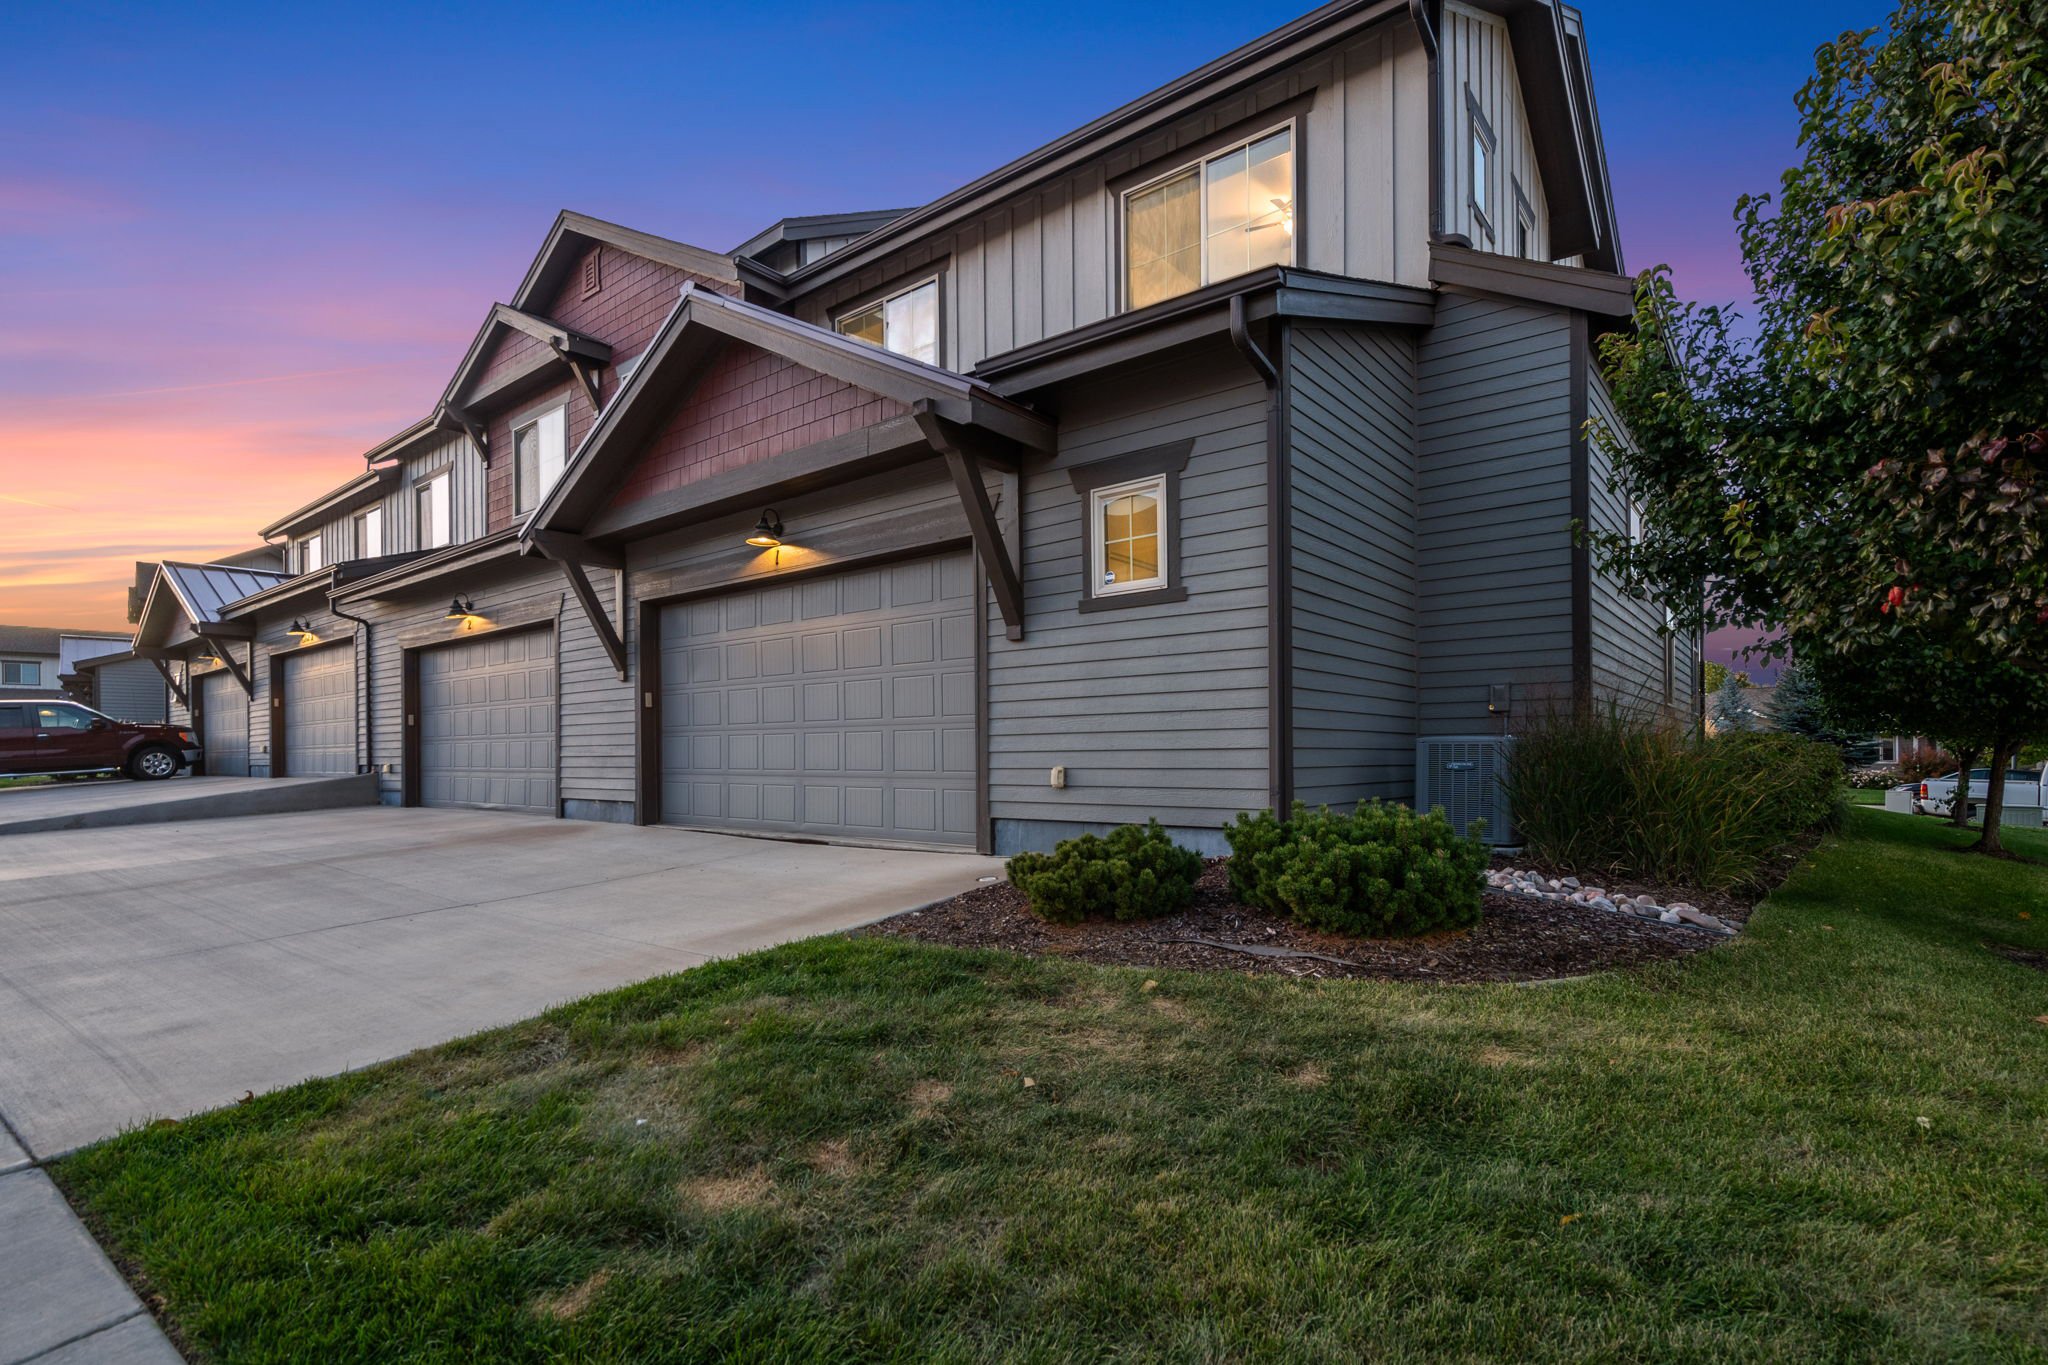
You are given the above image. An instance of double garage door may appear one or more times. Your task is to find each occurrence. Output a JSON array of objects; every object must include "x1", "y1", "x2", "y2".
[
  {"x1": 199, "y1": 670, "x2": 249, "y2": 776},
  {"x1": 280, "y1": 643, "x2": 355, "y2": 776},
  {"x1": 417, "y1": 628, "x2": 556, "y2": 814},
  {"x1": 660, "y1": 552, "x2": 977, "y2": 847}
]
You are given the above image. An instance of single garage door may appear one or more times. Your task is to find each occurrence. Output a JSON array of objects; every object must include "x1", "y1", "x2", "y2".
[
  {"x1": 199, "y1": 669, "x2": 249, "y2": 776},
  {"x1": 660, "y1": 552, "x2": 977, "y2": 846},
  {"x1": 418, "y1": 628, "x2": 556, "y2": 813},
  {"x1": 282, "y1": 643, "x2": 356, "y2": 776}
]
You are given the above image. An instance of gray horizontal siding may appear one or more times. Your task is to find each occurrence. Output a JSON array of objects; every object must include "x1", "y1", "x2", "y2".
[
  {"x1": 1415, "y1": 292, "x2": 1574, "y2": 731},
  {"x1": 797, "y1": 24, "x2": 1430, "y2": 371},
  {"x1": 1287, "y1": 322, "x2": 1419, "y2": 807},
  {"x1": 1586, "y1": 363, "x2": 1690, "y2": 714},
  {"x1": 989, "y1": 340, "x2": 1271, "y2": 830}
]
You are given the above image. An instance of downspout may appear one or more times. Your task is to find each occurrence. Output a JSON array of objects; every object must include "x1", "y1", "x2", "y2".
[
  {"x1": 1411, "y1": 0, "x2": 1444, "y2": 241},
  {"x1": 1232, "y1": 293, "x2": 1290, "y2": 811},
  {"x1": 327, "y1": 580, "x2": 375, "y2": 779}
]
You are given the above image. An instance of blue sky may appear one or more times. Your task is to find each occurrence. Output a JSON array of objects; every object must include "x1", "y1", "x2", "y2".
[{"x1": 3, "y1": 0, "x2": 1887, "y2": 640}]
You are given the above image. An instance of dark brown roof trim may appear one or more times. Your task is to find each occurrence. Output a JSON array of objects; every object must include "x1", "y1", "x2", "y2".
[
  {"x1": 258, "y1": 464, "x2": 401, "y2": 540},
  {"x1": 730, "y1": 209, "x2": 917, "y2": 260},
  {"x1": 440, "y1": 302, "x2": 613, "y2": 415},
  {"x1": 781, "y1": 0, "x2": 1408, "y2": 295},
  {"x1": 330, "y1": 530, "x2": 523, "y2": 603},
  {"x1": 974, "y1": 267, "x2": 1434, "y2": 393},
  {"x1": 1427, "y1": 242, "x2": 1632, "y2": 319},
  {"x1": 360, "y1": 415, "x2": 442, "y2": 468},
  {"x1": 512, "y1": 211, "x2": 744, "y2": 312}
]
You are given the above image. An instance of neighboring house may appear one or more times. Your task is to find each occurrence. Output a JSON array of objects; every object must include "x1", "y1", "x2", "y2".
[
  {"x1": 0, "y1": 627, "x2": 157, "y2": 716},
  {"x1": 123, "y1": 0, "x2": 1695, "y2": 849}
]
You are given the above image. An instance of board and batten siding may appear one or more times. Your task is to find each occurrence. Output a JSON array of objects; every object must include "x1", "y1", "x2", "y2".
[
  {"x1": 1414, "y1": 292, "x2": 1575, "y2": 731},
  {"x1": 988, "y1": 340, "x2": 1271, "y2": 849},
  {"x1": 381, "y1": 432, "x2": 488, "y2": 555},
  {"x1": 1586, "y1": 363, "x2": 1693, "y2": 712},
  {"x1": 797, "y1": 23, "x2": 1430, "y2": 373},
  {"x1": 1440, "y1": 1, "x2": 1552, "y2": 261},
  {"x1": 1286, "y1": 322, "x2": 1420, "y2": 806}
]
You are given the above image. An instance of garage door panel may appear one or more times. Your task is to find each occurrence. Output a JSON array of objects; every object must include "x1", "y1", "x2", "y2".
[
  {"x1": 419, "y1": 628, "x2": 555, "y2": 814},
  {"x1": 200, "y1": 672, "x2": 249, "y2": 776},
  {"x1": 282, "y1": 644, "x2": 355, "y2": 776},
  {"x1": 660, "y1": 551, "x2": 976, "y2": 846}
]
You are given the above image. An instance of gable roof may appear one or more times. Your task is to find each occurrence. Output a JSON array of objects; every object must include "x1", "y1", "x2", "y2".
[
  {"x1": 132, "y1": 561, "x2": 291, "y2": 647},
  {"x1": 730, "y1": 209, "x2": 916, "y2": 262},
  {"x1": 439, "y1": 302, "x2": 614, "y2": 418},
  {"x1": 510, "y1": 211, "x2": 746, "y2": 313},
  {"x1": 524, "y1": 283, "x2": 1053, "y2": 536}
]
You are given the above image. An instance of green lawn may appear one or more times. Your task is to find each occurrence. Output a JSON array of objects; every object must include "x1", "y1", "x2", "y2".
[
  {"x1": 60, "y1": 810, "x2": 2048, "y2": 1363},
  {"x1": 1846, "y1": 786, "x2": 1887, "y2": 805}
]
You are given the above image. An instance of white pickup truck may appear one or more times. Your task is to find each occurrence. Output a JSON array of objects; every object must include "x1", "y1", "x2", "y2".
[{"x1": 1918, "y1": 768, "x2": 2047, "y2": 820}]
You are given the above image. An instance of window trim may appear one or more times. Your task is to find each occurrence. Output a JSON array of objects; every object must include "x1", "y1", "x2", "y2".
[
  {"x1": 1466, "y1": 88, "x2": 1497, "y2": 241},
  {"x1": 1, "y1": 660, "x2": 41, "y2": 688},
  {"x1": 1089, "y1": 476, "x2": 1170, "y2": 598},
  {"x1": 512, "y1": 400, "x2": 569, "y2": 515},
  {"x1": 295, "y1": 533, "x2": 323, "y2": 576},
  {"x1": 1511, "y1": 177, "x2": 1537, "y2": 260},
  {"x1": 1117, "y1": 116, "x2": 1299, "y2": 314},
  {"x1": 833, "y1": 272, "x2": 944, "y2": 366},
  {"x1": 353, "y1": 505, "x2": 383, "y2": 560},
  {"x1": 1066, "y1": 440, "x2": 1192, "y2": 612},
  {"x1": 414, "y1": 470, "x2": 452, "y2": 550}
]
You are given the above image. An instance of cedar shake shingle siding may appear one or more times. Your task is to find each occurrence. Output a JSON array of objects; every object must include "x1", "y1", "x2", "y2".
[
  {"x1": 607, "y1": 343, "x2": 909, "y2": 511},
  {"x1": 484, "y1": 246, "x2": 741, "y2": 533}
]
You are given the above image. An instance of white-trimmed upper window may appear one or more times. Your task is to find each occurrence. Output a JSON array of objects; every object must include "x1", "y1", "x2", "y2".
[
  {"x1": 1468, "y1": 93, "x2": 1497, "y2": 237},
  {"x1": 514, "y1": 405, "x2": 568, "y2": 514},
  {"x1": 1123, "y1": 125, "x2": 1295, "y2": 311},
  {"x1": 416, "y1": 472, "x2": 451, "y2": 550},
  {"x1": 1, "y1": 660, "x2": 40, "y2": 687},
  {"x1": 295, "y1": 534, "x2": 323, "y2": 575},
  {"x1": 354, "y1": 506, "x2": 383, "y2": 559},
  {"x1": 835, "y1": 278, "x2": 939, "y2": 365},
  {"x1": 1512, "y1": 179, "x2": 1536, "y2": 260},
  {"x1": 1090, "y1": 476, "x2": 1168, "y2": 596}
]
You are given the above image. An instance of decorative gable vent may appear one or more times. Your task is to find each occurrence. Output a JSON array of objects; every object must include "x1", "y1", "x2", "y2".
[
  {"x1": 581, "y1": 248, "x2": 603, "y2": 297},
  {"x1": 1414, "y1": 736, "x2": 1514, "y2": 844}
]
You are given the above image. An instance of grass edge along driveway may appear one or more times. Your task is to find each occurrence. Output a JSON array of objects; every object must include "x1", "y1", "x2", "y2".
[{"x1": 59, "y1": 808, "x2": 2048, "y2": 1363}]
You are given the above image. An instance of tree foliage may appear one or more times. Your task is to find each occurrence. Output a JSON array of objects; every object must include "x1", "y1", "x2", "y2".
[
  {"x1": 1586, "y1": 0, "x2": 2048, "y2": 850},
  {"x1": 1711, "y1": 674, "x2": 1758, "y2": 733}
]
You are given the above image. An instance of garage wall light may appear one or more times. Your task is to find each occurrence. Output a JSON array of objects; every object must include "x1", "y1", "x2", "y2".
[
  {"x1": 287, "y1": 618, "x2": 318, "y2": 644},
  {"x1": 744, "y1": 509, "x2": 784, "y2": 549},
  {"x1": 445, "y1": 596, "x2": 477, "y2": 621}
]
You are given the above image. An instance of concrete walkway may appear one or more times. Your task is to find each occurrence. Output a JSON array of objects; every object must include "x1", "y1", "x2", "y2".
[
  {"x1": 0, "y1": 804, "x2": 998, "y2": 1359},
  {"x1": 0, "y1": 772, "x2": 376, "y2": 836}
]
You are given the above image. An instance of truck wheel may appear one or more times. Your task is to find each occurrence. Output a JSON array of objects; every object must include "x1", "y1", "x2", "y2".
[{"x1": 127, "y1": 745, "x2": 180, "y2": 781}]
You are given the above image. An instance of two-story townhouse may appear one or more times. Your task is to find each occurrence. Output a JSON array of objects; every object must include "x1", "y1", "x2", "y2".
[{"x1": 129, "y1": 0, "x2": 1694, "y2": 849}]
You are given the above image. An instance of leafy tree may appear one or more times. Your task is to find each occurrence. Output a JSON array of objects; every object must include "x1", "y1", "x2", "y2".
[
  {"x1": 1711, "y1": 674, "x2": 1757, "y2": 733},
  {"x1": 1703, "y1": 660, "x2": 1731, "y2": 696},
  {"x1": 1586, "y1": 0, "x2": 2048, "y2": 852}
]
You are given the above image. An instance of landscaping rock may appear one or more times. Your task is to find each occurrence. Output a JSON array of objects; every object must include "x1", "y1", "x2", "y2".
[{"x1": 1485, "y1": 866, "x2": 1745, "y2": 941}]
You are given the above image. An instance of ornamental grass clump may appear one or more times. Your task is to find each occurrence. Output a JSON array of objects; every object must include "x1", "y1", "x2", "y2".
[
  {"x1": 1005, "y1": 819, "x2": 1203, "y2": 924},
  {"x1": 1225, "y1": 801, "x2": 1488, "y2": 937},
  {"x1": 1508, "y1": 703, "x2": 1844, "y2": 890}
]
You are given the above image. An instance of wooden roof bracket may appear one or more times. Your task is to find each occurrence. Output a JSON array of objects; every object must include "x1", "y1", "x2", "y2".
[
  {"x1": 148, "y1": 657, "x2": 191, "y2": 712},
  {"x1": 560, "y1": 349, "x2": 605, "y2": 409},
  {"x1": 528, "y1": 532, "x2": 628, "y2": 679},
  {"x1": 198, "y1": 635, "x2": 253, "y2": 696},
  {"x1": 443, "y1": 405, "x2": 491, "y2": 467},
  {"x1": 913, "y1": 399, "x2": 1026, "y2": 642}
]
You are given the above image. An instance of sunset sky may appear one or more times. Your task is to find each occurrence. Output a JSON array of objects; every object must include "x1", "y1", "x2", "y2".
[{"x1": 5, "y1": 0, "x2": 1883, "y2": 675}]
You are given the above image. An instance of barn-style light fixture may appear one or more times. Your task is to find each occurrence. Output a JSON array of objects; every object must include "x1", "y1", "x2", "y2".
[
  {"x1": 445, "y1": 595, "x2": 477, "y2": 621},
  {"x1": 744, "y1": 509, "x2": 784, "y2": 549},
  {"x1": 287, "y1": 618, "x2": 316, "y2": 643}
]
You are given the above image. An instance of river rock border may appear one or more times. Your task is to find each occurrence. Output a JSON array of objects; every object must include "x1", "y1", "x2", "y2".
[{"x1": 1486, "y1": 868, "x2": 1739, "y2": 936}]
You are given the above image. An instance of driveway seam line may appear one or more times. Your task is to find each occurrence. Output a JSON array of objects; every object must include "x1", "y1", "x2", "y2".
[{"x1": 10, "y1": 1306, "x2": 147, "y2": 1365}]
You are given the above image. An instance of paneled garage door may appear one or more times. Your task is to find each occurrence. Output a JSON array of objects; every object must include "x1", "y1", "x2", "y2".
[
  {"x1": 199, "y1": 669, "x2": 249, "y2": 776},
  {"x1": 660, "y1": 553, "x2": 978, "y2": 847},
  {"x1": 417, "y1": 628, "x2": 556, "y2": 813},
  {"x1": 282, "y1": 643, "x2": 356, "y2": 776}
]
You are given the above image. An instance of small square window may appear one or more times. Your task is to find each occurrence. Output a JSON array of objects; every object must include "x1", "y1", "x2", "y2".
[
  {"x1": 1, "y1": 660, "x2": 40, "y2": 687},
  {"x1": 1090, "y1": 476, "x2": 1168, "y2": 596}
]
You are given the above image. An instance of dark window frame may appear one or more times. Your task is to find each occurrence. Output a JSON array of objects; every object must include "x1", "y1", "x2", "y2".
[
  {"x1": 1066, "y1": 439, "x2": 1193, "y2": 614},
  {"x1": 1466, "y1": 87, "x2": 1498, "y2": 241}
]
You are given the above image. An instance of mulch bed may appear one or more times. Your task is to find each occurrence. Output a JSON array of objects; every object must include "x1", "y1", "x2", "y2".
[{"x1": 858, "y1": 857, "x2": 1759, "y2": 984}]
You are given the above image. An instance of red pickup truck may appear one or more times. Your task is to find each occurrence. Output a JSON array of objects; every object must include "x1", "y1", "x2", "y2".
[{"x1": 0, "y1": 700, "x2": 201, "y2": 781}]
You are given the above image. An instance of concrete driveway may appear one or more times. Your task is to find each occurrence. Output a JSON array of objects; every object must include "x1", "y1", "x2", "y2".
[{"x1": 0, "y1": 806, "x2": 1001, "y2": 1157}]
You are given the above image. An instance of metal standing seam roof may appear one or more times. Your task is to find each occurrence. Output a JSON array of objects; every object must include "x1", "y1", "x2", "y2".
[{"x1": 158, "y1": 562, "x2": 292, "y2": 623}]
